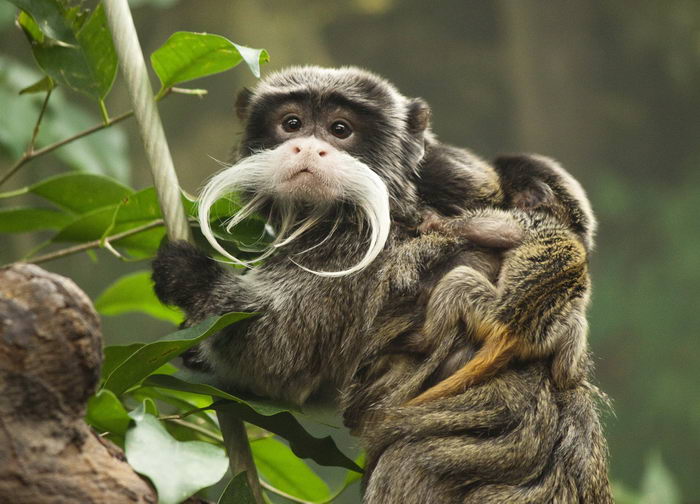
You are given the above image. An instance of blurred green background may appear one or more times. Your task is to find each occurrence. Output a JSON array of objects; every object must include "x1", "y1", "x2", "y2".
[{"x1": 1, "y1": 0, "x2": 699, "y2": 501}]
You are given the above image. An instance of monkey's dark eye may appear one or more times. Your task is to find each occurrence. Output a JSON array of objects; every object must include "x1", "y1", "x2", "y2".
[
  {"x1": 282, "y1": 116, "x2": 302, "y2": 132},
  {"x1": 330, "y1": 120, "x2": 352, "y2": 139}
]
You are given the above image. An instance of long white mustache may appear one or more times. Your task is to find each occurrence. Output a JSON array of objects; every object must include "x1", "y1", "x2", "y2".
[{"x1": 197, "y1": 146, "x2": 391, "y2": 277}]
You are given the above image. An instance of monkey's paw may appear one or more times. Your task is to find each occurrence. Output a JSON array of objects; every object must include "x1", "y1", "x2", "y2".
[
  {"x1": 152, "y1": 240, "x2": 224, "y2": 309},
  {"x1": 417, "y1": 209, "x2": 447, "y2": 234}
]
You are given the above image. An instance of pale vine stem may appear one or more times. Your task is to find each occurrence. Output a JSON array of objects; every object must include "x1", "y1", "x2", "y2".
[{"x1": 102, "y1": 1, "x2": 261, "y2": 503}]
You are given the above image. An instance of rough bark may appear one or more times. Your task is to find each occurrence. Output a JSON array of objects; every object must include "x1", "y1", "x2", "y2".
[{"x1": 0, "y1": 263, "x2": 157, "y2": 504}]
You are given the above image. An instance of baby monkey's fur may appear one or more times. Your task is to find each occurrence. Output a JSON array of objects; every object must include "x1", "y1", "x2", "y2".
[
  {"x1": 152, "y1": 66, "x2": 610, "y2": 503},
  {"x1": 408, "y1": 154, "x2": 596, "y2": 405}
]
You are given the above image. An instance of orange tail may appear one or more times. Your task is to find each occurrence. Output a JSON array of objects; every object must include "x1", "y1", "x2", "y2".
[{"x1": 407, "y1": 322, "x2": 516, "y2": 406}]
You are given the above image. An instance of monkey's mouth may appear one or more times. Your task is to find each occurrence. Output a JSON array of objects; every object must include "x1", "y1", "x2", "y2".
[
  {"x1": 278, "y1": 166, "x2": 339, "y2": 202},
  {"x1": 286, "y1": 167, "x2": 315, "y2": 180}
]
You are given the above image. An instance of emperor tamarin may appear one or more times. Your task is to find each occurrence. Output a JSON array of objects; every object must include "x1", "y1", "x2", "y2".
[{"x1": 151, "y1": 66, "x2": 611, "y2": 502}]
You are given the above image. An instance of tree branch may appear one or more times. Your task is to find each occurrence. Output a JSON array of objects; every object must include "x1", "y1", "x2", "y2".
[
  {"x1": 22, "y1": 219, "x2": 164, "y2": 265},
  {"x1": 0, "y1": 109, "x2": 134, "y2": 188}
]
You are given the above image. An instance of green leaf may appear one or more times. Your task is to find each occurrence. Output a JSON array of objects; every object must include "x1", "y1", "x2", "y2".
[
  {"x1": 232, "y1": 42, "x2": 269, "y2": 80},
  {"x1": 112, "y1": 225, "x2": 167, "y2": 257},
  {"x1": 215, "y1": 400, "x2": 362, "y2": 473},
  {"x1": 102, "y1": 343, "x2": 143, "y2": 381},
  {"x1": 50, "y1": 205, "x2": 117, "y2": 241},
  {"x1": 151, "y1": 32, "x2": 269, "y2": 94},
  {"x1": 31, "y1": 173, "x2": 132, "y2": 212},
  {"x1": 95, "y1": 271, "x2": 183, "y2": 325},
  {"x1": 8, "y1": 0, "x2": 76, "y2": 43},
  {"x1": 141, "y1": 375, "x2": 361, "y2": 474},
  {"x1": 75, "y1": 4, "x2": 117, "y2": 96},
  {"x1": 126, "y1": 405, "x2": 228, "y2": 504},
  {"x1": 4, "y1": 178, "x2": 166, "y2": 256},
  {"x1": 134, "y1": 386, "x2": 215, "y2": 418},
  {"x1": 322, "y1": 453, "x2": 364, "y2": 502},
  {"x1": 19, "y1": 75, "x2": 54, "y2": 94},
  {"x1": 183, "y1": 193, "x2": 271, "y2": 251},
  {"x1": 85, "y1": 389, "x2": 131, "y2": 436},
  {"x1": 143, "y1": 374, "x2": 293, "y2": 417},
  {"x1": 0, "y1": 57, "x2": 130, "y2": 182},
  {"x1": 45, "y1": 187, "x2": 165, "y2": 256},
  {"x1": 102, "y1": 313, "x2": 255, "y2": 396},
  {"x1": 143, "y1": 397, "x2": 159, "y2": 417},
  {"x1": 17, "y1": 3, "x2": 118, "y2": 100},
  {"x1": 48, "y1": 206, "x2": 165, "y2": 258},
  {"x1": 114, "y1": 187, "x2": 163, "y2": 223},
  {"x1": 0, "y1": 207, "x2": 73, "y2": 232},
  {"x1": 252, "y1": 437, "x2": 330, "y2": 502},
  {"x1": 0, "y1": 172, "x2": 133, "y2": 213},
  {"x1": 218, "y1": 472, "x2": 256, "y2": 504},
  {"x1": 183, "y1": 192, "x2": 241, "y2": 221},
  {"x1": 16, "y1": 9, "x2": 44, "y2": 42}
]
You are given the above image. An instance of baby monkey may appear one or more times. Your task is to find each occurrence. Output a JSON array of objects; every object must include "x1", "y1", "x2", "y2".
[{"x1": 408, "y1": 154, "x2": 596, "y2": 405}]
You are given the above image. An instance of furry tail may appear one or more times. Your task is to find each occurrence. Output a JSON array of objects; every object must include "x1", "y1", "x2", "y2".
[{"x1": 407, "y1": 321, "x2": 516, "y2": 406}]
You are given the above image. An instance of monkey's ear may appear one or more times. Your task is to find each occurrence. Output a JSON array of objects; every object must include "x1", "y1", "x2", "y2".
[
  {"x1": 495, "y1": 155, "x2": 567, "y2": 211},
  {"x1": 407, "y1": 98, "x2": 431, "y2": 133},
  {"x1": 235, "y1": 88, "x2": 253, "y2": 121},
  {"x1": 494, "y1": 154, "x2": 596, "y2": 250}
]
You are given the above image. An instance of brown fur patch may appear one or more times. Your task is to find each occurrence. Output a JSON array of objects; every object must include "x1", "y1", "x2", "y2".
[{"x1": 407, "y1": 321, "x2": 516, "y2": 405}]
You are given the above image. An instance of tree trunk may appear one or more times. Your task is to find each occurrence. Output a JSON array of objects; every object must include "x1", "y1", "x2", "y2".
[{"x1": 0, "y1": 263, "x2": 157, "y2": 504}]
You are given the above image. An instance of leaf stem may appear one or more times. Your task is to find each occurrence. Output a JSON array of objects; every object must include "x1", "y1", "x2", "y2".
[
  {"x1": 163, "y1": 417, "x2": 224, "y2": 443},
  {"x1": 158, "y1": 405, "x2": 214, "y2": 421},
  {"x1": 20, "y1": 219, "x2": 164, "y2": 265},
  {"x1": 171, "y1": 87, "x2": 208, "y2": 97},
  {"x1": 99, "y1": 99, "x2": 110, "y2": 124}
]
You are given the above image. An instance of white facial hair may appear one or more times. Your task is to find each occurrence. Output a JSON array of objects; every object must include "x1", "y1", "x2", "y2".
[{"x1": 197, "y1": 144, "x2": 391, "y2": 277}]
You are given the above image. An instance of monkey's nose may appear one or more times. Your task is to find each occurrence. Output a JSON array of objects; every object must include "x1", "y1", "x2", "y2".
[{"x1": 289, "y1": 137, "x2": 330, "y2": 158}]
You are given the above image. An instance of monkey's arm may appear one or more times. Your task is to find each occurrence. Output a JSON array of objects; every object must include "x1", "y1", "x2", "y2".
[{"x1": 152, "y1": 240, "x2": 252, "y2": 321}]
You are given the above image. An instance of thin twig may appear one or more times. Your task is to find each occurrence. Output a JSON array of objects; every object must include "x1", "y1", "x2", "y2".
[
  {"x1": 30, "y1": 109, "x2": 135, "y2": 161},
  {"x1": 163, "y1": 417, "x2": 224, "y2": 443},
  {"x1": 22, "y1": 219, "x2": 164, "y2": 265},
  {"x1": 0, "y1": 87, "x2": 178, "y2": 188},
  {"x1": 0, "y1": 110, "x2": 134, "y2": 187},
  {"x1": 29, "y1": 88, "x2": 53, "y2": 151}
]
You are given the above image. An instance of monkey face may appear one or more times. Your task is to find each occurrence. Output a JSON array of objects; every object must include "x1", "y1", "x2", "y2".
[
  {"x1": 236, "y1": 66, "x2": 431, "y2": 207},
  {"x1": 242, "y1": 97, "x2": 373, "y2": 204},
  {"x1": 196, "y1": 67, "x2": 431, "y2": 276}
]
